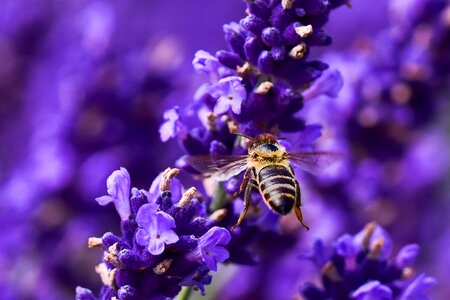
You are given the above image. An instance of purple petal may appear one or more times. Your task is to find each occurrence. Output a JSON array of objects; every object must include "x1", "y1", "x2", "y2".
[
  {"x1": 214, "y1": 97, "x2": 231, "y2": 115},
  {"x1": 231, "y1": 81, "x2": 246, "y2": 101},
  {"x1": 159, "y1": 120, "x2": 176, "y2": 142},
  {"x1": 135, "y1": 228, "x2": 149, "y2": 246},
  {"x1": 163, "y1": 107, "x2": 180, "y2": 121},
  {"x1": 219, "y1": 75, "x2": 242, "y2": 85},
  {"x1": 186, "y1": 227, "x2": 231, "y2": 269},
  {"x1": 297, "y1": 124, "x2": 323, "y2": 148},
  {"x1": 199, "y1": 227, "x2": 231, "y2": 248},
  {"x1": 201, "y1": 247, "x2": 218, "y2": 271},
  {"x1": 299, "y1": 239, "x2": 330, "y2": 268},
  {"x1": 186, "y1": 247, "x2": 202, "y2": 262},
  {"x1": 75, "y1": 286, "x2": 96, "y2": 300},
  {"x1": 351, "y1": 281, "x2": 393, "y2": 300},
  {"x1": 302, "y1": 69, "x2": 343, "y2": 101},
  {"x1": 155, "y1": 211, "x2": 176, "y2": 229},
  {"x1": 230, "y1": 97, "x2": 243, "y2": 114},
  {"x1": 106, "y1": 167, "x2": 130, "y2": 197},
  {"x1": 334, "y1": 234, "x2": 356, "y2": 258},
  {"x1": 136, "y1": 203, "x2": 159, "y2": 228},
  {"x1": 97, "y1": 167, "x2": 131, "y2": 221},
  {"x1": 396, "y1": 244, "x2": 420, "y2": 268},
  {"x1": 95, "y1": 195, "x2": 114, "y2": 206},
  {"x1": 159, "y1": 107, "x2": 187, "y2": 142},
  {"x1": 400, "y1": 274, "x2": 436, "y2": 300},
  {"x1": 211, "y1": 76, "x2": 246, "y2": 104},
  {"x1": 148, "y1": 239, "x2": 166, "y2": 255},
  {"x1": 209, "y1": 246, "x2": 229, "y2": 264},
  {"x1": 193, "y1": 50, "x2": 220, "y2": 75},
  {"x1": 161, "y1": 229, "x2": 179, "y2": 245}
]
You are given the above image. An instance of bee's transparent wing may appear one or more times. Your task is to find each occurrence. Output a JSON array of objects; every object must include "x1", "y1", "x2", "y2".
[
  {"x1": 288, "y1": 151, "x2": 341, "y2": 175},
  {"x1": 186, "y1": 155, "x2": 249, "y2": 181}
]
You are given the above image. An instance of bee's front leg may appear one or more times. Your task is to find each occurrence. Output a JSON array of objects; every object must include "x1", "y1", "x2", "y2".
[
  {"x1": 232, "y1": 168, "x2": 252, "y2": 198},
  {"x1": 293, "y1": 179, "x2": 310, "y2": 231},
  {"x1": 231, "y1": 178, "x2": 255, "y2": 231}
]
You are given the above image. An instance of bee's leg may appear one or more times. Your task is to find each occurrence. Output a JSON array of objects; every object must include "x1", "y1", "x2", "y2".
[
  {"x1": 232, "y1": 167, "x2": 252, "y2": 198},
  {"x1": 294, "y1": 179, "x2": 310, "y2": 231},
  {"x1": 231, "y1": 178, "x2": 253, "y2": 231}
]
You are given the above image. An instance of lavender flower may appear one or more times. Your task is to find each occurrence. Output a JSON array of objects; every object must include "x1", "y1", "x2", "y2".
[
  {"x1": 300, "y1": 222, "x2": 435, "y2": 300},
  {"x1": 351, "y1": 281, "x2": 393, "y2": 300},
  {"x1": 153, "y1": 2, "x2": 352, "y2": 296},
  {"x1": 135, "y1": 203, "x2": 179, "y2": 255},
  {"x1": 193, "y1": 50, "x2": 222, "y2": 76},
  {"x1": 300, "y1": 4, "x2": 450, "y2": 289},
  {"x1": 211, "y1": 76, "x2": 246, "y2": 115},
  {"x1": 159, "y1": 107, "x2": 188, "y2": 143},
  {"x1": 95, "y1": 167, "x2": 131, "y2": 221},
  {"x1": 76, "y1": 167, "x2": 231, "y2": 299},
  {"x1": 186, "y1": 226, "x2": 231, "y2": 271},
  {"x1": 3, "y1": 0, "x2": 444, "y2": 299},
  {"x1": 401, "y1": 274, "x2": 436, "y2": 300},
  {"x1": 163, "y1": 0, "x2": 348, "y2": 160},
  {"x1": 179, "y1": 266, "x2": 213, "y2": 296},
  {"x1": 160, "y1": 1, "x2": 347, "y2": 236}
]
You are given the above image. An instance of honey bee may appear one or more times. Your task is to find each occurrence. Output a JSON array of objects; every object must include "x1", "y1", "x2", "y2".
[{"x1": 187, "y1": 133, "x2": 338, "y2": 231}]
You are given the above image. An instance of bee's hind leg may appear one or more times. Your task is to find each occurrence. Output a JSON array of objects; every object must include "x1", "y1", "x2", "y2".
[
  {"x1": 294, "y1": 180, "x2": 310, "y2": 231},
  {"x1": 232, "y1": 168, "x2": 252, "y2": 198},
  {"x1": 231, "y1": 179, "x2": 255, "y2": 231}
]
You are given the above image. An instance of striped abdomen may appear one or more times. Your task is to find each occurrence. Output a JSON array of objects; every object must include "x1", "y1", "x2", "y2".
[{"x1": 258, "y1": 164, "x2": 297, "y2": 215}]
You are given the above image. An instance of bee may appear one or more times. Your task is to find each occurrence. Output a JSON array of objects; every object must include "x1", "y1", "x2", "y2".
[{"x1": 187, "y1": 133, "x2": 338, "y2": 231}]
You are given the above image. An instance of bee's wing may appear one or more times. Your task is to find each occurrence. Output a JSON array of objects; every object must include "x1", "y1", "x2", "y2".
[
  {"x1": 186, "y1": 155, "x2": 249, "y2": 181},
  {"x1": 288, "y1": 151, "x2": 341, "y2": 175}
]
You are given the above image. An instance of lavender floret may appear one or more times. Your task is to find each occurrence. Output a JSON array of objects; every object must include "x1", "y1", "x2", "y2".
[
  {"x1": 186, "y1": 226, "x2": 231, "y2": 271},
  {"x1": 95, "y1": 167, "x2": 131, "y2": 221},
  {"x1": 135, "y1": 204, "x2": 179, "y2": 255}
]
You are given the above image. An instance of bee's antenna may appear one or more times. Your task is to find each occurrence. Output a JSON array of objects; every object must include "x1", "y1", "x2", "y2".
[
  {"x1": 235, "y1": 132, "x2": 252, "y2": 139},
  {"x1": 277, "y1": 136, "x2": 286, "y2": 140}
]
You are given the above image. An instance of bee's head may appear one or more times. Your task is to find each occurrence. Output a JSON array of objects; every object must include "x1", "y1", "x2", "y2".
[
  {"x1": 248, "y1": 133, "x2": 278, "y2": 149},
  {"x1": 247, "y1": 133, "x2": 286, "y2": 158}
]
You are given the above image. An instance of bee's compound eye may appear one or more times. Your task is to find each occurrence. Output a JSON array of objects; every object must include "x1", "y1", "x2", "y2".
[{"x1": 260, "y1": 143, "x2": 278, "y2": 152}]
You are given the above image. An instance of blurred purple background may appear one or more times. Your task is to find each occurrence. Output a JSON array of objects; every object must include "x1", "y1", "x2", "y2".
[{"x1": 1, "y1": 0, "x2": 449, "y2": 299}]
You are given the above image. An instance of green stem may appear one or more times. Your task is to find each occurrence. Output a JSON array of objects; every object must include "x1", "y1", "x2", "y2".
[
  {"x1": 210, "y1": 182, "x2": 227, "y2": 212},
  {"x1": 209, "y1": 134, "x2": 242, "y2": 212},
  {"x1": 178, "y1": 287, "x2": 193, "y2": 300}
]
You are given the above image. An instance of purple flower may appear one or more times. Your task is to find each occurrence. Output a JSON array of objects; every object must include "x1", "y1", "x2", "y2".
[
  {"x1": 400, "y1": 274, "x2": 437, "y2": 300},
  {"x1": 75, "y1": 287, "x2": 96, "y2": 300},
  {"x1": 353, "y1": 222, "x2": 393, "y2": 258},
  {"x1": 302, "y1": 69, "x2": 343, "y2": 101},
  {"x1": 334, "y1": 233, "x2": 356, "y2": 258},
  {"x1": 95, "y1": 167, "x2": 131, "y2": 221},
  {"x1": 299, "y1": 239, "x2": 330, "y2": 268},
  {"x1": 211, "y1": 76, "x2": 246, "y2": 115},
  {"x1": 179, "y1": 266, "x2": 213, "y2": 296},
  {"x1": 187, "y1": 226, "x2": 231, "y2": 271},
  {"x1": 79, "y1": 167, "x2": 233, "y2": 298},
  {"x1": 135, "y1": 203, "x2": 179, "y2": 255},
  {"x1": 159, "y1": 106, "x2": 188, "y2": 142},
  {"x1": 396, "y1": 244, "x2": 420, "y2": 268},
  {"x1": 351, "y1": 281, "x2": 393, "y2": 300},
  {"x1": 193, "y1": 50, "x2": 221, "y2": 75},
  {"x1": 300, "y1": 223, "x2": 435, "y2": 300}
]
